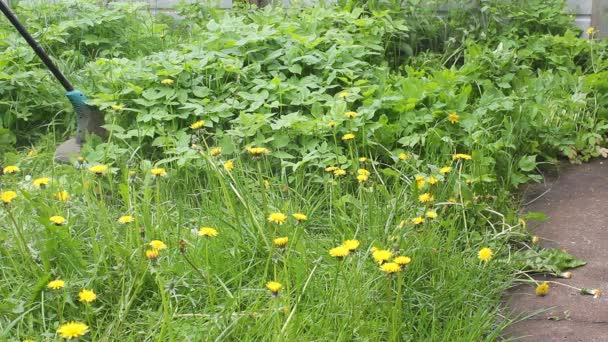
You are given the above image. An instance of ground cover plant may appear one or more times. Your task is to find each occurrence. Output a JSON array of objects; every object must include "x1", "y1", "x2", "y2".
[{"x1": 1, "y1": 0, "x2": 606, "y2": 340}]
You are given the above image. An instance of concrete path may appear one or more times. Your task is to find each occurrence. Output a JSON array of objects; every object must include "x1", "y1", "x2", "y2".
[{"x1": 502, "y1": 159, "x2": 608, "y2": 341}]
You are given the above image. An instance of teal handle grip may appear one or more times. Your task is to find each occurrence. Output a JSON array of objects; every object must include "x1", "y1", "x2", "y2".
[{"x1": 65, "y1": 90, "x2": 91, "y2": 144}]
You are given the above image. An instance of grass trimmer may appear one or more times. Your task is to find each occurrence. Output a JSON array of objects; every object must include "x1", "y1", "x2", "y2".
[{"x1": 0, "y1": 1, "x2": 106, "y2": 163}]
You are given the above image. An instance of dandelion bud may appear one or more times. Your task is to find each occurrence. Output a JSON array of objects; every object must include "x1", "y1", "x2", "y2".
[
  {"x1": 581, "y1": 288, "x2": 602, "y2": 298},
  {"x1": 179, "y1": 239, "x2": 186, "y2": 254},
  {"x1": 532, "y1": 236, "x2": 540, "y2": 244},
  {"x1": 558, "y1": 271, "x2": 572, "y2": 279}
]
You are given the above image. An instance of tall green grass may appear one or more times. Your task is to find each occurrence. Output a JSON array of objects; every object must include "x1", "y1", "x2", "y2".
[{"x1": 1, "y1": 142, "x2": 518, "y2": 340}]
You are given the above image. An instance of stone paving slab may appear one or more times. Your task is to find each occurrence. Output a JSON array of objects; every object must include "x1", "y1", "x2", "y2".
[{"x1": 502, "y1": 159, "x2": 608, "y2": 341}]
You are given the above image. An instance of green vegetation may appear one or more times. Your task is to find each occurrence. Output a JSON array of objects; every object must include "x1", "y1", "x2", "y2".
[{"x1": 0, "y1": 0, "x2": 603, "y2": 340}]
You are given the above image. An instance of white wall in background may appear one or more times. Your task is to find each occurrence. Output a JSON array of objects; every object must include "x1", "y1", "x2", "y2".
[{"x1": 567, "y1": 0, "x2": 592, "y2": 30}]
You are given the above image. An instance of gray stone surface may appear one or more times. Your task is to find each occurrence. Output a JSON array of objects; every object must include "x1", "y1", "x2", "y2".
[{"x1": 502, "y1": 159, "x2": 608, "y2": 341}]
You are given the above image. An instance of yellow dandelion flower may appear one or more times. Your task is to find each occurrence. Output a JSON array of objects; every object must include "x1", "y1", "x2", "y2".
[
  {"x1": 209, "y1": 147, "x2": 222, "y2": 157},
  {"x1": 145, "y1": 249, "x2": 159, "y2": 261},
  {"x1": 359, "y1": 157, "x2": 368, "y2": 162},
  {"x1": 1, "y1": 191, "x2": 17, "y2": 204},
  {"x1": 33, "y1": 177, "x2": 50, "y2": 188},
  {"x1": 344, "y1": 111, "x2": 357, "y2": 118},
  {"x1": 149, "y1": 240, "x2": 167, "y2": 250},
  {"x1": 333, "y1": 169, "x2": 347, "y2": 176},
  {"x1": 342, "y1": 133, "x2": 355, "y2": 141},
  {"x1": 411, "y1": 216, "x2": 425, "y2": 225},
  {"x1": 380, "y1": 262, "x2": 401, "y2": 274},
  {"x1": 415, "y1": 175, "x2": 425, "y2": 189},
  {"x1": 57, "y1": 321, "x2": 89, "y2": 339},
  {"x1": 247, "y1": 147, "x2": 271, "y2": 156},
  {"x1": 342, "y1": 239, "x2": 360, "y2": 251},
  {"x1": 357, "y1": 174, "x2": 369, "y2": 183},
  {"x1": 586, "y1": 27, "x2": 597, "y2": 36},
  {"x1": 55, "y1": 191, "x2": 70, "y2": 202},
  {"x1": 198, "y1": 227, "x2": 219, "y2": 237},
  {"x1": 190, "y1": 120, "x2": 205, "y2": 130},
  {"x1": 161, "y1": 78, "x2": 174, "y2": 85},
  {"x1": 398, "y1": 153, "x2": 409, "y2": 160},
  {"x1": 151, "y1": 168, "x2": 167, "y2": 177},
  {"x1": 273, "y1": 237, "x2": 289, "y2": 247},
  {"x1": 50, "y1": 216, "x2": 66, "y2": 226},
  {"x1": 452, "y1": 153, "x2": 472, "y2": 160},
  {"x1": 3, "y1": 165, "x2": 19, "y2": 174},
  {"x1": 394, "y1": 256, "x2": 411, "y2": 266},
  {"x1": 535, "y1": 282, "x2": 549, "y2": 296},
  {"x1": 47, "y1": 279, "x2": 65, "y2": 290},
  {"x1": 372, "y1": 249, "x2": 392, "y2": 264},
  {"x1": 223, "y1": 160, "x2": 234, "y2": 172},
  {"x1": 88, "y1": 164, "x2": 108, "y2": 175},
  {"x1": 439, "y1": 166, "x2": 452, "y2": 174},
  {"x1": 425, "y1": 211, "x2": 437, "y2": 219},
  {"x1": 78, "y1": 289, "x2": 97, "y2": 303},
  {"x1": 418, "y1": 193, "x2": 435, "y2": 203},
  {"x1": 338, "y1": 91, "x2": 349, "y2": 98},
  {"x1": 118, "y1": 215, "x2": 135, "y2": 224},
  {"x1": 478, "y1": 247, "x2": 493, "y2": 262},
  {"x1": 292, "y1": 213, "x2": 308, "y2": 221},
  {"x1": 358, "y1": 169, "x2": 370, "y2": 176},
  {"x1": 325, "y1": 166, "x2": 339, "y2": 172},
  {"x1": 266, "y1": 281, "x2": 282, "y2": 295},
  {"x1": 268, "y1": 212, "x2": 287, "y2": 225},
  {"x1": 427, "y1": 176, "x2": 439, "y2": 185},
  {"x1": 328, "y1": 121, "x2": 338, "y2": 128},
  {"x1": 448, "y1": 112, "x2": 459, "y2": 124},
  {"x1": 329, "y1": 246, "x2": 350, "y2": 258}
]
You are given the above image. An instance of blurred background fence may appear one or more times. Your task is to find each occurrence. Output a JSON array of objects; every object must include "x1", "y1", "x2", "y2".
[{"x1": 2, "y1": 0, "x2": 607, "y2": 36}]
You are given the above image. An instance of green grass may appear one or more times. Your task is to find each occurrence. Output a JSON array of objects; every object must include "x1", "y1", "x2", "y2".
[{"x1": 1, "y1": 142, "x2": 519, "y2": 341}]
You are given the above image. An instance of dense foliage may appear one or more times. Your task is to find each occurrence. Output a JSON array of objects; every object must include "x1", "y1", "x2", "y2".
[{"x1": 0, "y1": 0, "x2": 603, "y2": 340}]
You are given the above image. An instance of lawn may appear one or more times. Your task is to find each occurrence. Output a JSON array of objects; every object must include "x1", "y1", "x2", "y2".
[{"x1": 0, "y1": 0, "x2": 605, "y2": 340}]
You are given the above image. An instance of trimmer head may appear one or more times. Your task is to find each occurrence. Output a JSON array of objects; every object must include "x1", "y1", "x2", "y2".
[{"x1": 54, "y1": 90, "x2": 107, "y2": 164}]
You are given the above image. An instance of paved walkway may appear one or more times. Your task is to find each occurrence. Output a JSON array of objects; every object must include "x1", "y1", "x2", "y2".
[{"x1": 502, "y1": 159, "x2": 608, "y2": 341}]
